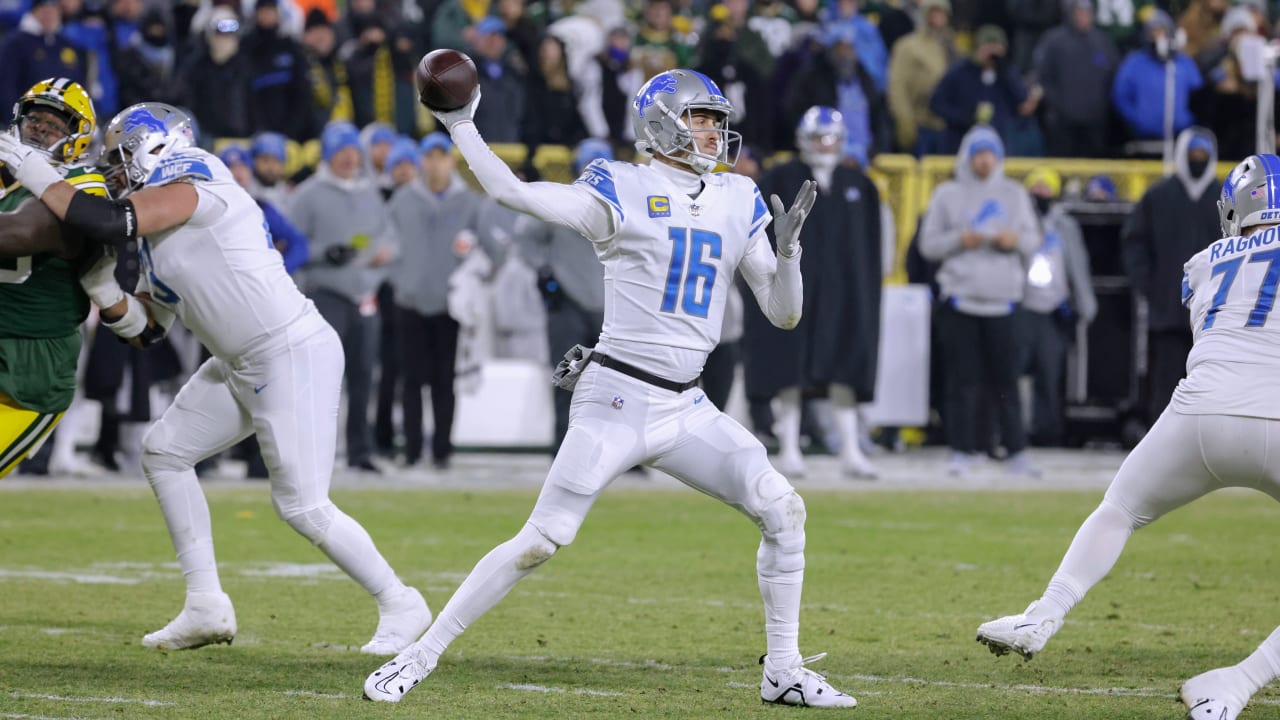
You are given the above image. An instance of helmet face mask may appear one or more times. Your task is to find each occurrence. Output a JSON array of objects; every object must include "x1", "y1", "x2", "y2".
[
  {"x1": 101, "y1": 102, "x2": 197, "y2": 197},
  {"x1": 11, "y1": 78, "x2": 96, "y2": 164},
  {"x1": 632, "y1": 69, "x2": 742, "y2": 174},
  {"x1": 796, "y1": 105, "x2": 846, "y2": 167}
]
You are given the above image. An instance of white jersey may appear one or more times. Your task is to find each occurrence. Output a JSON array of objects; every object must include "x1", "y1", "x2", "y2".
[
  {"x1": 138, "y1": 148, "x2": 312, "y2": 360},
  {"x1": 575, "y1": 159, "x2": 772, "y2": 380},
  {"x1": 1174, "y1": 226, "x2": 1280, "y2": 418}
]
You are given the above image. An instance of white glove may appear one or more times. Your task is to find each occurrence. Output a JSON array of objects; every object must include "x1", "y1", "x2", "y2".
[
  {"x1": 770, "y1": 180, "x2": 817, "y2": 259},
  {"x1": 432, "y1": 87, "x2": 481, "y2": 131},
  {"x1": 78, "y1": 247, "x2": 126, "y2": 310},
  {"x1": 0, "y1": 131, "x2": 61, "y2": 198}
]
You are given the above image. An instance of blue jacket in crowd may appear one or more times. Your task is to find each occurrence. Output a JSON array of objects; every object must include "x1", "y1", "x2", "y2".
[
  {"x1": 0, "y1": 25, "x2": 86, "y2": 124},
  {"x1": 259, "y1": 200, "x2": 309, "y2": 274},
  {"x1": 1111, "y1": 46, "x2": 1202, "y2": 139},
  {"x1": 61, "y1": 18, "x2": 118, "y2": 119}
]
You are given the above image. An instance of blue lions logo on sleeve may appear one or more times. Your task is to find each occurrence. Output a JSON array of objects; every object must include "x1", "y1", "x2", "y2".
[
  {"x1": 635, "y1": 73, "x2": 679, "y2": 113},
  {"x1": 123, "y1": 109, "x2": 167, "y2": 134}
]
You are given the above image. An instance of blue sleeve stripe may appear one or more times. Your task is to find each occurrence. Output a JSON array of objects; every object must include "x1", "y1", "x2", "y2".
[
  {"x1": 147, "y1": 158, "x2": 214, "y2": 186},
  {"x1": 751, "y1": 193, "x2": 767, "y2": 227},
  {"x1": 575, "y1": 163, "x2": 625, "y2": 222}
]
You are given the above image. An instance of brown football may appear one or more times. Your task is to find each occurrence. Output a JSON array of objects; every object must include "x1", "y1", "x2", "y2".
[{"x1": 415, "y1": 49, "x2": 478, "y2": 112}]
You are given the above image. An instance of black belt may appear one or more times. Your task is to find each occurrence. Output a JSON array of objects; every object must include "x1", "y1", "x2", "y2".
[{"x1": 588, "y1": 352, "x2": 700, "y2": 393}]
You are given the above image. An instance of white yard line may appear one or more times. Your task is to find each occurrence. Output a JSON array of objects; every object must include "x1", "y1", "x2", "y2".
[
  {"x1": 278, "y1": 690, "x2": 355, "y2": 700},
  {"x1": 496, "y1": 684, "x2": 622, "y2": 697},
  {"x1": 1, "y1": 714, "x2": 110, "y2": 720},
  {"x1": 7, "y1": 693, "x2": 172, "y2": 707}
]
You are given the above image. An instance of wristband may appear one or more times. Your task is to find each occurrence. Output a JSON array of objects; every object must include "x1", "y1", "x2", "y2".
[
  {"x1": 101, "y1": 294, "x2": 149, "y2": 339},
  {"x1": 65, "y1": 192, "x2": 138, "y2": 245},
  {"x1": 16, "y1": 157, "x2": 60, "y2": 198}
]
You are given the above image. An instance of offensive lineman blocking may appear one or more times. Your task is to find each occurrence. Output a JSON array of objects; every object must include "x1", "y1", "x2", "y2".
[
  {"x1": 363, "y1": 70, "x2": 857, "y2": 707},
  {"x1": 975, "y1": 154, "x2": 1280, "y2": 720},
  {"x1": 0, "y1": 103, "x2": 431, "y2": 654}
]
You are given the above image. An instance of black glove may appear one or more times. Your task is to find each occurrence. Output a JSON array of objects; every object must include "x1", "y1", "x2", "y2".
[{"x1": 325, "y1": 244, "x2": 359, "y2": 266}]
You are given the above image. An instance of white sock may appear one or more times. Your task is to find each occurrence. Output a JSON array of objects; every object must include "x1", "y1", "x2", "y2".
[
  {"x1": 418, "y1": 523, "x2": 555, "y2": 663},
  {"x1": 758, "y1": 563, "x2": 803, "y2": 668},
  {"x1": 830, "y1": 385, "x2": 869, "y2": 464},
  {"x1": 1238, "y1": 626, "x2": 1280, "y2": 694},
  {"x1": 316, "y1": 509, "x2": 402, "y2": 602},
  {"x1": 143, "y1": 464, "x2": 223, "y2": 595},
  {"x1": 1033, "y1": 500, "x2": 1136, "y2": 621},
  {"x1": 775, "y1": 388, "x2": 802, "y2": 459},
  {"x1": 51, "y1": 397, "x2": 85, "y2": 468}
]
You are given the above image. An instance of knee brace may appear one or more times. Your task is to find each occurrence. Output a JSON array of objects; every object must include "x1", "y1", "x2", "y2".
[
  {"x1": 756, "y1": 489, "x2": 806, "y2": 576},
  {"x1": 280, "y1": 502, "x2": 336, "y2": 545},
  {"x1": 512, "y1": 523, "x2": 560, "y2": 570}
]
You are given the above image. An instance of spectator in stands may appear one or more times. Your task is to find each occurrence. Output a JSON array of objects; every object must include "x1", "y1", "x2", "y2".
[
  {"x1": 249, "y1": 131, "x2": 292, "y2": 211},
  {"x1": 784, "y1": 21, "x2": 890, "y2": 165},
  {"x1": 823, "y1": 0, "x2": 888, "y2": 92},
  {"x1": 301, "y1": 7, "x2": 349, "y2": 134},
  {"x1": 633, "y1": 0, "x2": 690, "y2": 74},
  {"x1": 292, "y1": 121, "x2": 397, "y2": 473},
  {"x1": 1083, "y1": 173, "x2": 1116, "y2": 201},
  {"x1": 171, "y1": 6, "x2": 250, "y2": 141},
  {"x1": 887, "y1": 0, "x2": 955, "y2": 155},
  {"x1": 929, "y1": 24, "x2": 1035, "y2": 156},
  {"x1": 386, "y1": 132, "x2": 484, "y2": 469},
  {"x1": 114, "y1": 9, "x2": 175, "y2": 111},
  {"x1": 471, "y1": 16, "x2": 525, "y2": 143},
  {"x1": 596, "y1": 24, "x2": 637, "y2": 146},
  {"x1": 1121, "y1": 127, "x2": 1219, "y2": 428},
  {"x1": 694, "y1": 1, "x2": 773, "y2": 149},
  {"x1": 745, "y1": 106, "x2": 883, "y2": 478},
  {"x1": 1007, "y1": 0, "x2": 1060, "y2": 73},
  {"x1": 1111, "y1": 9, "x2": 1202, "y2": 144},
  {"x1": 870, "y1": 0, "x2": 916, "y2": 52},
  {"x1": 60, "y1": 0, "x2": 116, "y2": 118},
  {"x1": 494, "y1": 0, "x2": 541, "y2": 74},
  {"x1": 509, "y1": 139, "x2": 609, "y2": 452},
  {"x1": 373, "y1": 137, "x2": 420, "y2": 457},
  {"x1": 919, "y1": 125, "x2": 1041, "y2": 477},
  {"x1": 1179, "y1": 0, "x2": 1228, "y2": 60},
  {"x1": 1095, "y1": 0, "x2": 1154, "y2": 49},
  {"x1": 1033, "y1": 0, "x2": 1118, "y2": 158},
  {"x1": 243, "y1": 0, "x2": 315, "y2": 140},
  {"x1": 522, "y1": 34, "x2": 588, "y2": 162},
  {"x1": 0, "y1": 0, "x2": 87, "y2": 123},
  {"x1": 1238, "y1": 0, "x2": 1270, "y2": 37},
  {"x1": 431, "y1": 0, "x2": 489, "y2": 53},
  {"x1": 1020, "y1": 167, "x2": 1096, "y2": 446},
  {"x1": 360, "y1": 122, "x2": 396, "y2": 194},
  {"x1": 751, "y1": 0, "x2": 798, "y2": 57},
  {"x1": 105, "y1": 0, "x2": 137, "y2": 49},
  {"x1": 338, "y1": 2, "x2": 402, "y2": 130},
  {"x1": 478, "y1": 168, "x2": 547, "y2": 364},
  {"x1": 1195, "y1": 6, "x2": 1269, "y2": 161}
]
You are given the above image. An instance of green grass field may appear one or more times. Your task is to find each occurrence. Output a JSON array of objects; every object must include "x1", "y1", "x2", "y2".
[{"x1": 2, "y1": 483, "x2": 1280, "y2": 719}]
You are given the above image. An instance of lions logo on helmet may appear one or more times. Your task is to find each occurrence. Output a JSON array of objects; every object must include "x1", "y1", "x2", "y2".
[
  {"x1": 630, "y1": 69, "x2": 741, "y2": 175},
  {"x1": 1218, "y1": 154, "x2": 1280, "y2": 237},
  {"x1": 100, "y1": 102, "x2": 199, "y2": 197},
  {"x1": 11, "y1": 78, "x2": 96, "y2": 164}
]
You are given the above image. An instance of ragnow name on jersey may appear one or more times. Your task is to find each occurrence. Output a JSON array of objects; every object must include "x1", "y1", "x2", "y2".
[{"x1": 1176, "y1": 224, "x2": 1280, "y2": 418}]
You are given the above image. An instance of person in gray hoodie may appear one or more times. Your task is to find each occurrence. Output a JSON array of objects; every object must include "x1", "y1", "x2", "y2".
[
  {"x1": 290, "y1": 120, "x2": 397, "y2": 473},
  {"x1": 1021, "y1": 167, "x2": 1097, "y2": 447},
  {"x1": 387, "y1": 132, "x2": 484, "y2": 469},
  {"x1": 920, "y1": 125, "x2": 1041, "y2": 477}
]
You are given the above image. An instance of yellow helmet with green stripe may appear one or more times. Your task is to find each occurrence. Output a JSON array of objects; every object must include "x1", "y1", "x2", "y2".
[{"x1": 12, "y1": 78, "x2": 96, "y2": 164}]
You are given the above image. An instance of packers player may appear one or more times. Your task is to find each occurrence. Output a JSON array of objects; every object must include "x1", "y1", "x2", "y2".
[{"x1": 0, "y1": 78, "x2": 144, "y2": 477}]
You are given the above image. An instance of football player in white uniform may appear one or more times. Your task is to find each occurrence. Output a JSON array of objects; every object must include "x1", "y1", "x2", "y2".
[
  {"x1": 974, "y1": 154, "x2": 1280, "y2": 720},
  {"x1": 0, "y1": 103, "x2": 432, "y2": 655},
  {"x1": 362, "y1": 70, "x2": 857, "y2": 708}
]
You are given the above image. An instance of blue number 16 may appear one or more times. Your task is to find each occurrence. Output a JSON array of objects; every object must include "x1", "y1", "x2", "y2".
[
  {"x1": 1204, "y1": 247, "x2": 1280, "y2": 329},
  {"x1": 661, "y1": 227, "x2": 721, "y2": 318}
]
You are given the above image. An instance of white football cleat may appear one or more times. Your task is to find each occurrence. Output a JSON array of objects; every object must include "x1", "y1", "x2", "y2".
[
  {"x1": 361, "y1": 586, "x2": 432, "y2": 655},
  {"x1": 1181, "y1": 667, "x2": 1251, "y2": 720},
  {"x1": 760, "y1": 653, "x2": 857, "y2": 708},
  {"x1": 841, "y1": 451, "x2": 879, "y2": 480},
  {"x1": 975, "y1": 602, "x2": 1062, "y2": 660},
  {"x1": 363, "y1": 645, "x2": 435, "y2": 703},
  {"x1": 141, "y1": 592, "x2": 236, "y2": 650}
]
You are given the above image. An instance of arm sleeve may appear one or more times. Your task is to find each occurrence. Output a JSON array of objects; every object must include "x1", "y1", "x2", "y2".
[
  {"x1": 738, "y1": 228, "x2": 803, "y2": 330},
  {"x1": 450, "y1": 121, "x2": 614, "y2": 242},
  {"x1": 917, "y1": 187, "x2": 964, "y2": 260}
]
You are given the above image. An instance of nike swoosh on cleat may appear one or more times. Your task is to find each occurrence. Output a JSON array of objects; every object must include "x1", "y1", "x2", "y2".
[
  {"x1": 253, "y1": 383, "x2": 269, "y2": 394},
  {"x1": 1013, "y1": 623, "x2": 1037, "y2": 630},
  {"x1": 765, "y1": 674, "x2": 780, "y2": 689}
]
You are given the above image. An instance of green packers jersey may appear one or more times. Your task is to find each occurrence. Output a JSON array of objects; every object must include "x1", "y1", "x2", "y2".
[{"x1": 0, "y1": 163, "x2": 106, "y2": 413}]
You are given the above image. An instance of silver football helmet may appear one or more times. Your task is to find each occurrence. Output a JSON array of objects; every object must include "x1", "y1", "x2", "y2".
[
  {"x1": 1219, "y1": 154, "x2": 1280, "y2": 237},
  {"x1": 99, "y1": 102, "x2": 197, "y2": 197},
  {"x1": 631, "y1": 69, "x2": 741, "y2": 174},
  {"x1": 796, "y1": 105, "x2": 846, "y2": 165}
]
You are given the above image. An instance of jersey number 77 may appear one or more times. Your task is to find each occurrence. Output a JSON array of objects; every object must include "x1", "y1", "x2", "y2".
[{"x1": 1203, "y1": 247, "x2": 1280, "y2": 329}]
